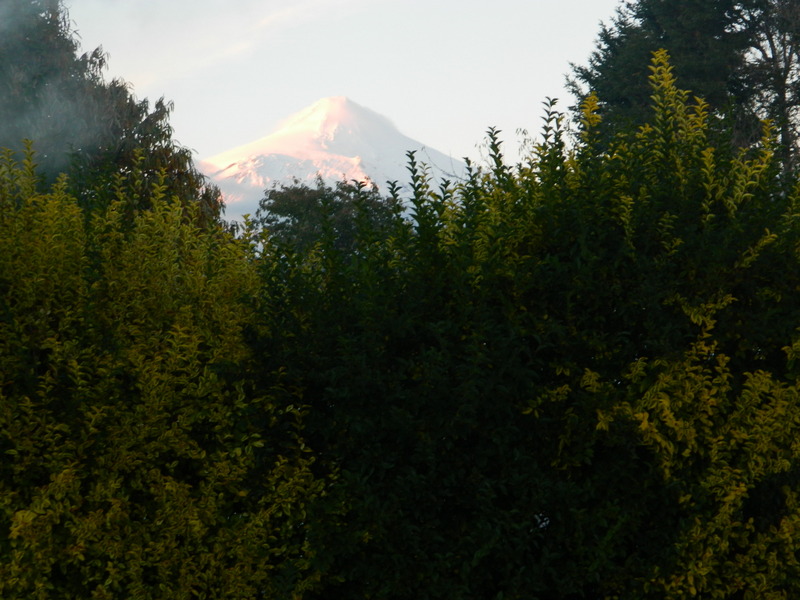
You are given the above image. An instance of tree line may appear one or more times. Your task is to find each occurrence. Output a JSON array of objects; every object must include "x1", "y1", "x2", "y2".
[{"x1": 2, "y1": 0, "x2": 800, "y2": 598}]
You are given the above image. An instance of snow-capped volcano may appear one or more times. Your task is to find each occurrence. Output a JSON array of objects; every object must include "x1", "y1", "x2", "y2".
[{"x1": 200, "y1": 96, "x2": 466, "y2": 220}]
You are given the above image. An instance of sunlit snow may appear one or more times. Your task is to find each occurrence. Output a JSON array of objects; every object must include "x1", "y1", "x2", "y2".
[{"x1": 200, "y1": 96, "x2": 467, "y2": 221}]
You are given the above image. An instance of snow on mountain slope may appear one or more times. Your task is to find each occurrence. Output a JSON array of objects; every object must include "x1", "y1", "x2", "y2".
[{"x1": 200, "y1": 96, "x2": 466, "y2": 221}]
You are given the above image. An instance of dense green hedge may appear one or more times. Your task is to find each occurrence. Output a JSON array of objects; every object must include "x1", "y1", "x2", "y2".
[
  {"x1": 0, "y1": 152, "x2": 326, "y2": 599},
  {"x1": 2, "y1": 52, "x2": 800, "y2": 598},
  {"x1": 254, "y1": 52, "x2": 800, "y2": 599}
]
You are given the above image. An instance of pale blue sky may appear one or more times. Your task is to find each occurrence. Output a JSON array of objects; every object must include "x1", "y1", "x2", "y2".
[{"x1": 66, "y1": 0, "x2": 622, "y2": 164}]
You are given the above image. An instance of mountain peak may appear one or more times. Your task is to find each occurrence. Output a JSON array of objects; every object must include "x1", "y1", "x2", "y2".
[
  {"x1": 200, "y1": 97, "x2": 466, "y2": 221},
  {"x1": 284, "y1": 96, "x2": 364, "y2": 128},
  {"x1": 273, "y1": 96, "x2": 400, "y2": 151},
  {"x1": 279, "y1": 96, "x2": 353, "y2": 136}
]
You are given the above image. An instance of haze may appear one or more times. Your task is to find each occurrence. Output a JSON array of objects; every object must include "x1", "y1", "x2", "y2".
[{"x1": 66, "y1": 0, "x2": 622, "y2": 165}]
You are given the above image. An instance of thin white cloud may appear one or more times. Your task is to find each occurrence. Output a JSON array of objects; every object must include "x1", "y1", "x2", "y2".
[
  {"x1": 70, "y1": 0, "x2": 368, "y2": 93},
  {"x1": 177, "y1": 2, "x2": 366, "y2": 80}
]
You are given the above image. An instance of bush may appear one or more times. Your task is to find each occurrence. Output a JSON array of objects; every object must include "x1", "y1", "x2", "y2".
[{"x1": 0, "y1": 148, "x2": 326, "y2": 599}]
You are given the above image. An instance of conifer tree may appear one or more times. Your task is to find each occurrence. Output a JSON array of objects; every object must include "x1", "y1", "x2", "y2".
[{"x1": 571, "y1": 0, "x2": 800, "y2": 174}]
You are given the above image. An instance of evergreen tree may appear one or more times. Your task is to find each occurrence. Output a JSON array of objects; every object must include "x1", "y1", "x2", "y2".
[
  {"x1": 0, "y1": 0, "x2": 222, "y2": 224},
  {"x1": 571, "y1": 0, "x2": 799, "y2": 174},
  {"x1": 571, "y1": 1, "x2": 748, "y2": 134}
]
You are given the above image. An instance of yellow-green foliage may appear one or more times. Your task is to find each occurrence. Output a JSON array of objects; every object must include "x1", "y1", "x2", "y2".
[
  {"x1": 0, "y1": 151, "x2": 325, "y2": 598},
  {"x1": 599, "y1": 338, "x2": 800, "y2": 598},
  {"x1": 250, "y1": 51, "x2": 800, "y2": 599},
  {"x1": 2, "y1": 50, "x2": 800, "y2": 600}
]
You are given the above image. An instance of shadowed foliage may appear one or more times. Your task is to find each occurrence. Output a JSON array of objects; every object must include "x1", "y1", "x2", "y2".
[
  {"x1": 0, "y1": 0, "x2": 222, "y2": 225},
  {"x1": 0, "y1": 150, "x2": 327, "y2": 599},
  {"x1": 249, "y1": 52, "x2": 800, "y2": 599},
  {"x1": 3, "y1": 22, "x2": 800, "y2": 596},
  {"x1": 571, "y1": 0, "x2": 800, "y2": 178}
]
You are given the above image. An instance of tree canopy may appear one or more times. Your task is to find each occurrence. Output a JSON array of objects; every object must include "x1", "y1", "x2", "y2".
[
  {"x1": 254, "y1": 177, "x2": 402, "y2": 257},
  {"x1": 247, "y1": 52, "x2": 800, "y2": 598},
  {"x1": 3, "y1": 8, "x2": 800, "y2": 596},
  {"x1": 0, "y1": 149, "x2": 327, "y2": 599},
  {"x1": 570, "y1": 0, "x2": 800, "y2": 177},
  {"x1": 0, "y1": 0, "x2": 222, "y2": 224}
]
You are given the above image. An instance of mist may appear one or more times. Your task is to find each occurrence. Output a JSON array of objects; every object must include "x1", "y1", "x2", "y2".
[{"x1": 0, "y1": 0, "x2": 110, "y2": 178}]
